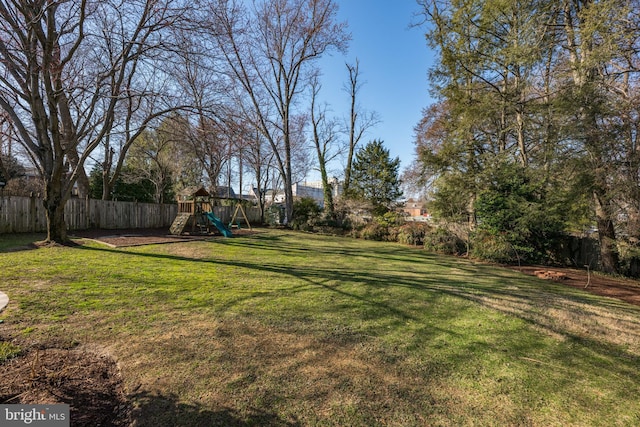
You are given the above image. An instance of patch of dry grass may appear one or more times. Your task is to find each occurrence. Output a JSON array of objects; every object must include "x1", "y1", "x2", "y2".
[{"x1": 114, "y1": 314, "x2": 466, "y2": 426}]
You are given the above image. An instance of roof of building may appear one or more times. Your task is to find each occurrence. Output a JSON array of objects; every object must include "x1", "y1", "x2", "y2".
[
  {"x1": 177, "y1": 186, "x2": 210, "y2": 200},
  {"x1": 212, "y1": 186, "x2": 237, "y2": 199}
]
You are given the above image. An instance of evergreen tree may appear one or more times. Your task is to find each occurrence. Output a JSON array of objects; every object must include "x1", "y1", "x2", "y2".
[
  {"x1": 473, "y1": 158, "x2": 567, "y2": 263},
  {"x1": 416, "y1": 0, "x2": 640, "y2": 271},
  {"x1": 88, "y1": 164, "x2": 157, "y2": 203},
  {"x1": 347, "y1": 140, "x2": 403, "y2": 216}
]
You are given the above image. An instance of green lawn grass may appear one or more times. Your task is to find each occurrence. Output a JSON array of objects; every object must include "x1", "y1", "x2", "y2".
[{"x1": 1, "y1": 229, "x2": 639, "y2": 426}]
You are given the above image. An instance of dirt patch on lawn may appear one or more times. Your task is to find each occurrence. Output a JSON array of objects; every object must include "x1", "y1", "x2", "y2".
[
  {"x1": 72, "y1": 227, "x2": 259, "y2": 248},
  {"x1": 0, "y1": 344, "x2": 130, "y2": 426},
  {"x1": 507, "y1": 265, "x2": 640, "y2": 307}
]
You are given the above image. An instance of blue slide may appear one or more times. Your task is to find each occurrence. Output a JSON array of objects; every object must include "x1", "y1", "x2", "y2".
[{"x1": 205, "y1": 212, "x2": 233, "y2": 237}]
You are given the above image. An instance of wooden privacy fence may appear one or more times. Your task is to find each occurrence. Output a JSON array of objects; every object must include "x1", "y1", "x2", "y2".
[
  {"x1": 0, "y1": 196, "x2": 179, "y2": 233},
  {"x1": 0, "y1": 196, "x2": 262, "y2": 234}
]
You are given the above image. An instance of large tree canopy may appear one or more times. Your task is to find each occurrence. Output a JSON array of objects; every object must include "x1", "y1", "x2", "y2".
[{"x1": 416, "y1": 0, "x2": 640, "y2": 272}]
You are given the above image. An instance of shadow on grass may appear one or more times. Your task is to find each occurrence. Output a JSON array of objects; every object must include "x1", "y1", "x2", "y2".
[
  {"x1": 0, "y1": 233, "x2": 45, "y2": 253},
  {"x1": 76, "y1": 242, "x2": 424, "y2": 326},
  {"x1": 75, "y1": 240, "x2": 640, "y2": 386},
  {"x1": 130, "y1": 391, "x2": 299, "y2": 427},
  {"x1": 5, "y1": 233, "x2": 640, "y2": 423},
  {"x1": 75, "y1": 241, "x2": 640, "y2": 335},
  {"x1": 216, "y1": 231, "x2": 441, "y2": 265}
]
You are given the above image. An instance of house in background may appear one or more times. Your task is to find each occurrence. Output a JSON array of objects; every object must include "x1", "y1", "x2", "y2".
[
  {"x1": 211, "y1": 186, "x2": 237, "y2": 199},
  {"x1": 254, "y1": 178, "x2": 343, "y2": 208},
  {"x1": 401, "y1": 198, "x2": 431, "y2": 221}
]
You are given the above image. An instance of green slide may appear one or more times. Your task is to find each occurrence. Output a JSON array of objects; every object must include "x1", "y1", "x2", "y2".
[{"x1": 205, "y1": 212, "x2": 233, "y2": 237}]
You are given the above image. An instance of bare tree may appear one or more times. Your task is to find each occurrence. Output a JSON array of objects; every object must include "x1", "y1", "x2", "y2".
[
  {"x1": 343, "y1": 59, "x2": 379, "y2": 194},
  {"x1": 207, "y1": 0, "x2": 349, "y2": 224},
  {"x1": 93, "y1": 2, "x2": 196, "y2": 201},
  {"x1": 238, "y1": 121, "x2": 273, "y2": 222},
  {"x1": 310, "y1": 73, "x2": 342, "y2": 219},
  {"x1": 182, "y1": 115, "x2": 231, "y2": 190},
  {"x1": 164, "y1": 27, "x2": 235, "y2": 193},
  {"x1": 0, "y1": 0, "x2": 191, "y2": 242}
]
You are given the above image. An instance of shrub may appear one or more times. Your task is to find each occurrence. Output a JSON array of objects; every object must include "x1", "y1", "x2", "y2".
[
  {"x1": 359, "y1": 221, "x2": 389, "y2": 241},
  {"x1": 375, "y1": 211, "x2": 404, "y2": 227},
  {"x1": 424, "y1": 227, "x2": 466, "y2": 255},
  {"x1": 471, "y1": 159, "x2": 568, "y2": 264},
  {"x1": 291, "y1": 197, "x2": 322, "y2": 231},
  {"x1": 397, "y1": 222, "x2": 432, "y2": 246},
  {"x1": 469, "y1": 229, "x2": 525, "y2": 264},
  {"x1": 266, "y1": 205, "x2": 285, "y2": 226},
  {"x1": 618, "y1": 240, "x2": 640, "y2": 278}
]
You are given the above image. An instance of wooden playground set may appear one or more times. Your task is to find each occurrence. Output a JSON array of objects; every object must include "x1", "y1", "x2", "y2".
[{"x1": 169, "y1": 187, "x2": 251, "y2": 237}]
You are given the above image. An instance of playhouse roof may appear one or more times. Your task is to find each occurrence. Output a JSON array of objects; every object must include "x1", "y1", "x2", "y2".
[{"x1": 178, "y1": 186, "x2": 210, "y2": 200}]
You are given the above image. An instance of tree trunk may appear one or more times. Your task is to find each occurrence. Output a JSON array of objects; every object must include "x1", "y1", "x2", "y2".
[
  {"x1": 253, "y1": 162, "x2": 266, "y2": 224},
  {"x1": 257, "y1": 188, "x2": 266, "y2": 224},
  {"x1": 320, "y1": 167, "x2": 335, "y2": 221},
  {"x1": 45, "y1": 202, "x2": 68, "y2": 243},
  {"x1": 102, "y1": 147, "x2": 115, "y2": 200},
  {"x1": 593, "y1": 189, "x2": 619, "y2": 274},
  {"x1": 515, "y1": 109, "x2": 527, "y2": 167},
  {"x1": 344, "y1": 61, "x2": 360, "y2": 195},
  {"x1": 102, "y1": 171, "x2": 112, "y2": 200},
  {"x1": 67, "y1": 149, "x2": 90, "y2": 198},
  {"x1": 238, "y1": 154, "x2": 243, "y2": 199},
  {"x1": 562, "y1": 0, "x2": 619, "y2": 274},
  {"x1": 284, "y1": 156, "x2": 294, "y2": 225},
  {"x1": 43, "y1": 181, "x2": 69, "y2": 243}
]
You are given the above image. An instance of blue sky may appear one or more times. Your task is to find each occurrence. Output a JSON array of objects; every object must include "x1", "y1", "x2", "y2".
[{"x1": 315, "y1": 0, "x2": 435, "y2": 177}]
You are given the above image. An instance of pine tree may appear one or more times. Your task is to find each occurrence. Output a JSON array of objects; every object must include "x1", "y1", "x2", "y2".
[{"x1": 347, "y1": 140, "x2": 403, "y2": 216}]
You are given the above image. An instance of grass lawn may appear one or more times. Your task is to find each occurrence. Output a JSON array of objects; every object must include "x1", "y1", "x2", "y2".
[{"x1": 0, "y1": 229, "x2": 639, "y2": 426}]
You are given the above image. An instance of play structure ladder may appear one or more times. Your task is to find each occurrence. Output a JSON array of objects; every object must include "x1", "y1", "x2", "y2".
[{"x1": 169, "y1": 213, "x2": 191, "y2": 235}]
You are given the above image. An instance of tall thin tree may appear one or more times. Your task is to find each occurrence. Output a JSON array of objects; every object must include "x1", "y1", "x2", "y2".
[{"x1": 343, "y1": 59, "x2": 379, "y2": 194}]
